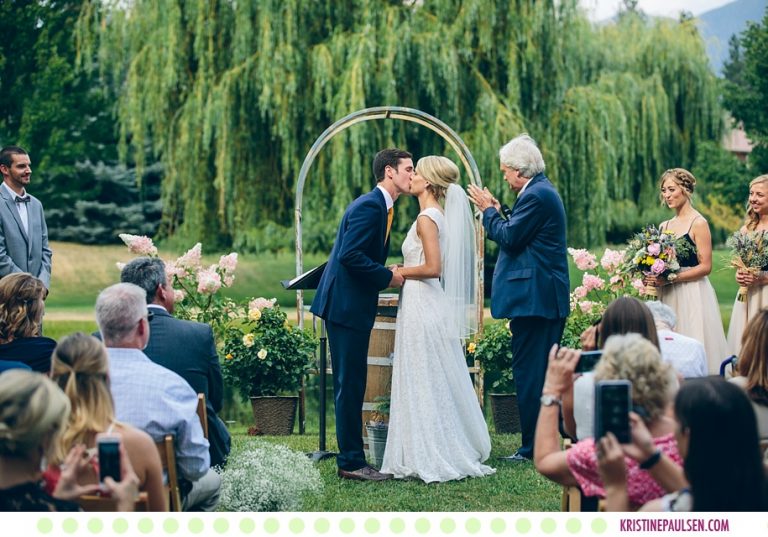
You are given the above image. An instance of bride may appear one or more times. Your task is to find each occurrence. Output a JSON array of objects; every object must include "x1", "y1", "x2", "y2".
[{"x1": 380, "y1": 155, "x2": 495, "y2": 483}]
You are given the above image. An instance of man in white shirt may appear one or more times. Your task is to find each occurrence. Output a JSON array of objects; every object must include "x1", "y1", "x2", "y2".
[
  {"x1": 95, "y1": 282, "x2": 220, "y2": 511},
  {"x1": 645, "y1": 301, "x2": 707, "y2": 378}
]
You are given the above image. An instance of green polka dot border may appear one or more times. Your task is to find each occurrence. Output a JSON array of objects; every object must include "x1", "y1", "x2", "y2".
[{"x1": 19, "y1": 512, "x2": 627, "y2": 537}]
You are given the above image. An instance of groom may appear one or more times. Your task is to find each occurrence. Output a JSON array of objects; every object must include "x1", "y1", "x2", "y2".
[
  {"x1": 311, "y1": 148, "x2": 412, "y2": 481},
  {"x1": 468, "y1": 134, "x2": 569, "y2": 462}
]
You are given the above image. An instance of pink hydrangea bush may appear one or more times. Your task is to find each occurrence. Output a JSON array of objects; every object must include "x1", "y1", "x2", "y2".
[{"x1": 561, "y1": 246, "x2": 642, "y2": 348}]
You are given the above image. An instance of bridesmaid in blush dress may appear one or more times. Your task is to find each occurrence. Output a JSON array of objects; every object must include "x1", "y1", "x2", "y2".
[
  {"x1": 727, "y1": 174, "x2": 768, "y2": 356},
  {"x1": 645, "y1": 168, "x2": 728, "y2": 374}
]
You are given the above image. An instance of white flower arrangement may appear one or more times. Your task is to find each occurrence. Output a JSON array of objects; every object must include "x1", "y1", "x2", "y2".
[{"x1": 218, "y1": 441, "x2": 323, "y2": 512}]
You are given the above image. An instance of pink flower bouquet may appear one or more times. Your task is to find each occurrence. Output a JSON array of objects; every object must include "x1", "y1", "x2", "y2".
[{"x1": 623, "y1": 225, "x2": 685, "y2": 299}]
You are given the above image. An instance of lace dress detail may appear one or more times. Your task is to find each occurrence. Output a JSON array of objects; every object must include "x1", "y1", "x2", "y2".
[{"x1": 381, "y1": 207, "x2": 495, "y2": 482}]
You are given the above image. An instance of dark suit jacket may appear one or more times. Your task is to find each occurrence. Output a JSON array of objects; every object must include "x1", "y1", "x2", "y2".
[
  {"x1": 0, "y1": 187, "x2": 52, "y2": 287},
  {"x1": 141, "y1": 307, "x2": 230, "y2": 467},
  {"x1": 0, "y1": 336, "x2": 56, "y2": 373},
  {"x1": 483, "y1": 173, "x2": 570, "y2": 320},
  {"x1": 310, "y1": 188, "x2": 393, "y2": 331}
]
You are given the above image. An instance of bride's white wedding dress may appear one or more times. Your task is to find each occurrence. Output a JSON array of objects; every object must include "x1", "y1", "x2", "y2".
[{"x1": 380, "y1": 207, "x2": 495, "y2": 483}]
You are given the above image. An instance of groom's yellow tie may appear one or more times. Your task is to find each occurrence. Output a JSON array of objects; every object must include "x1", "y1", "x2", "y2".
[{"x1": 385, "y1": 207, "x2": 394, "y2": 242}]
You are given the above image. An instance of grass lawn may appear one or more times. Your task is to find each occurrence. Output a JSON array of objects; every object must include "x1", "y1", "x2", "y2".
[{"x1": 229, "y1": 427, "x2": 560, "y2": 512}]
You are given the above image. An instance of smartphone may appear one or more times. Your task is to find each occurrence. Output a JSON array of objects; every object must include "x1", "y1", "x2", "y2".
[
  {"x1": 96, "y1": 433, "x2": 121, "y2": 483},
  {"x1": 575, "y1": 350, "x2": 602, "y2": 373},
  {"x1": 594, "y1": 380, "x2": 632, "y2": 444}
]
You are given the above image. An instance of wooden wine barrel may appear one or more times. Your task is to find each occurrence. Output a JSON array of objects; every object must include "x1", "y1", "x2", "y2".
[{"x1": 362, "y1": 293, "x2": 398, "y2": 454}]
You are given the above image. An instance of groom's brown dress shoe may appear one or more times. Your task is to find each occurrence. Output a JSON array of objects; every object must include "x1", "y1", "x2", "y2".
[{"x1": 337, "y1": 465, "x2": 393, "y2": 481}]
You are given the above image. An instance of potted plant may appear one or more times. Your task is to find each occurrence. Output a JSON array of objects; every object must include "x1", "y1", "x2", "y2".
[
  {"x1": 222, "y1": 299, "x2": 317, "y2": 435},
  {"x1": 365, "y1": 395, "x2": 390, "y2": 469},
  {"x1": 469, "y1": 320, "x2": 520, "y2": 434}
]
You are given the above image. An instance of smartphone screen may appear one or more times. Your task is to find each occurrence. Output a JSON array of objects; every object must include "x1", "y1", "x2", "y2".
[
  {"x1": 594, "y1": 380, "x2": 631, "y2": 443},
  {"x1": 575, "y1": 350, "x2": 602, "y2": 373},
  {"x1": 97, "y1": 437, "x2": 121, "y2": 483}
]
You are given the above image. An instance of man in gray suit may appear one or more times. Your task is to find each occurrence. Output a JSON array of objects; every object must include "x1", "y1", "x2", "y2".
[{"x1": 0, "y1": 146, "x2": 52, "y2": 288}]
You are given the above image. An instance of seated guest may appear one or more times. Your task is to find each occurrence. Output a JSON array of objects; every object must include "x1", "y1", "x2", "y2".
[
  {"x1": 565, "y1": 296, "x2": 661, "y2": 440},
  {"x1": 48, "y1": 333, "x2": 166, "y2": 511},
  {"x1": 535, "y1": 334, "x2": 683, "y2": 509},
  {"x1": 0, "y1": 360, "x2": 31, "y2": 373},
  {"x1": 95, "y1": 283, "x2": 220, "y2": 511},
  {"x1": 119, "y1": 257, "x2": 230, "y2": 467},
  {"x1": 598, "y1": 376, "x2": 765, "y2": 511},
  {"x1": 729, "y1": 308, "x2": 768, "y2": 439},
  {"x1": 0, "y1": 273, "x2": 56, "y2": 372},
  {"x1": 645, "y1": 301, "x2": 707, "y2": 378},
  {"x1": 0, "y1": 369, "x2": 139, "y2": 511}
]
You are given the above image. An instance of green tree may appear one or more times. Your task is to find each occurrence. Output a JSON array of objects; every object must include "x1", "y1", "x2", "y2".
[
  {"x1": 723, "y1": 6, "x2": 768, "y2": 171},
  {"x1": 77, "y1": 0, "x2": 722, "y2": 249}
]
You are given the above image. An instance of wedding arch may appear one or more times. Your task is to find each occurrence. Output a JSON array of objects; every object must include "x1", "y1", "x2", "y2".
[{"x1": 292, "y1": 106, "x2": 487, "y2": 440}]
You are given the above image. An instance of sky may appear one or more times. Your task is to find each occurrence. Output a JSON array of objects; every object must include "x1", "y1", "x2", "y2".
[{"x1": 579, "y1": 0, "x2": 735, "y2": 21}]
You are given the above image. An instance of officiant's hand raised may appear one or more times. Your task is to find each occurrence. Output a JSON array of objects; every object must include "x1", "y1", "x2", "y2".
[{"x1": 389, "y1": 266, "x2": 405, "y2": 288}]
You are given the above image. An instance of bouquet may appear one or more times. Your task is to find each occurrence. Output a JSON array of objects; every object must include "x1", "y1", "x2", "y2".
[
  {"x1": 623, "y1": 225, "x2": 688, "y2": 299},
  {"x1": 726, "y1": 231, "x2": 768, "y2": 302}
]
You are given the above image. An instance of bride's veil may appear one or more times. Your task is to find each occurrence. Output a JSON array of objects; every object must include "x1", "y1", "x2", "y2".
[{"x1": 442, "y1": 183, "x2": 479, "y2": 341}]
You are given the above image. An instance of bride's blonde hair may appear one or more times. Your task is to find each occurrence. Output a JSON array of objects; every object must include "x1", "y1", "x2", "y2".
[{"x1": 416, "y1": 156, "x2": 459, "y2": 201}]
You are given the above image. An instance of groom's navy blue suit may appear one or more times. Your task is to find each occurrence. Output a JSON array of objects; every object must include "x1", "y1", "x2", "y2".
[
  {"x1": 311, "y1": 187, "x2": 393, "y2": 471},
  {"x1": 483, "y1": 173, "x2": 569, "y2": 459}
]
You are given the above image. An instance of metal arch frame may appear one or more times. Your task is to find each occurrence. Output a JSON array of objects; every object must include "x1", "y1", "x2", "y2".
[{"x1": 294, "y1": 105, "x2": 485, "y2": 331}]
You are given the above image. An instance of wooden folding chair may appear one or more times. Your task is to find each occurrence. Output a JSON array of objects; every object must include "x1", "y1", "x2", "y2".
[
  {"x1": 78, "y1": 491, "x2": 149, "y2": 512},
  {"x1": 196, "y1": 393, "x2": 209, "y2": 439},
  {"x1": 560, "y1": 439, "x2": 582, "y2": 511},
  {"x1": 155, "y1": 435, "x2": 183, "y2": 512}
]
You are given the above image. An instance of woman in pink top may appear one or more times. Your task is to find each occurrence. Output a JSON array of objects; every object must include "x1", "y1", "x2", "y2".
[{"x1": 535, "y1": 333, "x2": 685, "y2": 509}]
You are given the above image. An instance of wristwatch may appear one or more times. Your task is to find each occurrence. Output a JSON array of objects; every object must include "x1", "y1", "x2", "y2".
[{"x1": 540, "y1": 394, "x2": 562, "y2": 407}]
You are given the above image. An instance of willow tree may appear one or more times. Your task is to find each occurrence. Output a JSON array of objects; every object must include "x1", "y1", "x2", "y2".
[{"x1": 76, "y1": 0, "x2": 721, "y2": 249}]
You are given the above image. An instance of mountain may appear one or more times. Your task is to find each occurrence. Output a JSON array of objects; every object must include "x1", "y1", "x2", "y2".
[{"x1": 697, "y1": 0, "x2": 767, "y2": 75}]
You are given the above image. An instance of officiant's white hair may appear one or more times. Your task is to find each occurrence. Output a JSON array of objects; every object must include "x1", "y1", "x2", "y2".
[{"x1": 499, "y1": 133, "x2": 545, "y2": 179}]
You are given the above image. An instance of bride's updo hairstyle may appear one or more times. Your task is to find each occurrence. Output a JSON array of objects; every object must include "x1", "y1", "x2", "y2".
[
  {"x1": 416, "y1": 156, "x2": 459, "y2": 202},
  {"x1": 51, "y1": 332, "x2": 115, "y2": 463},
  {"x1": 0, "y1": 369, "x2": 70, "y2": 460},
  {"x1": 659, "y1": 168, "x2": 697, "y2": 203}
]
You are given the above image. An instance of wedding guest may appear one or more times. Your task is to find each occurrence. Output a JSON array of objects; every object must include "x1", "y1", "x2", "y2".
[
  {"x1": 0, "y1": 369, "x2": 139, "y2": 511},
  {"x1": 119, "y1": 257, "x2": 230, "y2": 468},
  {"x1": 729, "y1": 309, "x2": 768, "y2": 439},
  {"x1": 565, "y1": 296, "x2": 661, "y2": 440},
  {"x1": 48, "y1": 333, "x2": 166, "y2": 511},
  {"x1": 597, "y1": 376, "x2": 765, "y2": 512},
  {"x1": 646, "y1": 168, "x2": 728, "y2": 373},
  {"x1": 535, "y1": 334, "x2": 683, "y2": 509},
  {"x1": 727, "y1": 174, "x2": 768, "y2": 355},
  {"x1": 0, "y1": 273, "x2": 56, "y2": 373},
  {"x1": 95, "y1": 283, "x2": 220, "y2": 511},
  {"x1": 645, "y1": 301, "x2": 707, "y2": 379}
]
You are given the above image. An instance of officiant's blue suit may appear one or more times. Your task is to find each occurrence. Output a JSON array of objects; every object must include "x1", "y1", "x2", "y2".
[
  {"x1": 311, "y1": 188, "x2": 392, "y2": 471},
  {"x1": 483, "y1": 173, "x2": 569, "y2": 458}
]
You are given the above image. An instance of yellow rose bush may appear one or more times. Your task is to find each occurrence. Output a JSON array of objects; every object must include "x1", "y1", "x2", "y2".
[{"x1": 222, "y1": 300, "x2": 317, "y2": 399}]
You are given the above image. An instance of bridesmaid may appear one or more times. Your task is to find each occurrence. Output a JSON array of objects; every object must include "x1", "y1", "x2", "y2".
[
  {"x1": 646, "y1": 168, "x2": 728, "y2": 373},
  {"x1": 727, "y1": 174, "x2": 768, "y2": 356}
]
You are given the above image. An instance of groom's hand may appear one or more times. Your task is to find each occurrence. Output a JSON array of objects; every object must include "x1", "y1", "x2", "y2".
[{"x1": 389, "y1": 267, "x2": 405, "y2": 288}]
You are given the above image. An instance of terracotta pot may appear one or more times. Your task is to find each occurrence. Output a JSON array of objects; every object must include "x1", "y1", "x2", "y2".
[
  {"x1": 490, "y1": 393, "x2": 521, "y2": 434},
  {"x1": 249, "y1": 395, "x2": 298, "y2": 435}
]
